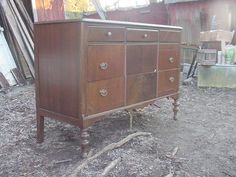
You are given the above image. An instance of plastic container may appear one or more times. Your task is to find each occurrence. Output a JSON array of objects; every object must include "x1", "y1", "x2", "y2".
[{"x1": 225, "y1": 45, "x2": 235, "y2": 64}]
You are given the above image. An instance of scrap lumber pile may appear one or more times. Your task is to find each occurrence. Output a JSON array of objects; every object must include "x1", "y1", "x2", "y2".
[{"x1": 0, "y1": 0, "x2": 34, "y2": 88}]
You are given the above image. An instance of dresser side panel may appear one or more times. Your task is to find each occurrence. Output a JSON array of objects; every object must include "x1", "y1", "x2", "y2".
[{"x1": 35, "y1": 22, "x2": 81, "y2": 118}]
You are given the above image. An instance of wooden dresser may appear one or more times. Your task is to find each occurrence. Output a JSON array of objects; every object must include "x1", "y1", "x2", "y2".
[{"x1": 35, "y1": 19, "x2": 182, "y2": 157}]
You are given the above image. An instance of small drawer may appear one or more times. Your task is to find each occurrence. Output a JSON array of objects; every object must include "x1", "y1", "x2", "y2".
[
  {"x1": 127, "y1": 45, "x2": 157, "y2": 75},
  {"x1": 86, "y1": 77, "x2": 125, "y2": 115},
  {"x1": 126, "y1": 28, "x2": 158, "y2": 42},
  {"x1": 158, "y1": 69, "x2": 180, "y2": 97},
  {"x1": 88, "y1": 26, "x2": 125, "y2": 42},
  {"x1": 87, "y1": 45, "x2": 125, "y2": 81},
  {"x1": 158, "y1": 44, "x2": 180, "y2": 71},
  {"x1": 159, "y1": 30, "x2": 181, "y2": 43}
]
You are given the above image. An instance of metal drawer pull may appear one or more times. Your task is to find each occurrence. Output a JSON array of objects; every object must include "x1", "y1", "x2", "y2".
[
  {"x1": 169, "y1": 57, "x2": 174, "y2": 63},
  {"x1": 99, "y1": 89, "x2": 108, "y2": 97},
  {"x1": 143, "y1": 33, "x2": 148, "y2": 38},
  {"x1": 100, "y1": 62, "x2": 108, "y2": 70},
  {"x1": 169, "y1": 77, "x2": 175, "y2": 83},
  {"x1": 107, "y1": 32, "x2": 112, "y2": 37}
]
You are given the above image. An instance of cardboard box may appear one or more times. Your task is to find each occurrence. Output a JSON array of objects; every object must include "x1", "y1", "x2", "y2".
[{"x1": 200, "y1": 30, "x2": 234, "y2": 43}]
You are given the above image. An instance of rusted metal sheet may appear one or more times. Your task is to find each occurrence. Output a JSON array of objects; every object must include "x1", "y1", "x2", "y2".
[
  {"x1": 32, "y1": 0, "x2": 65, "y2": 22},
  {"x1": 31, "y1": 0, "x2": 93, "y2": 22}
]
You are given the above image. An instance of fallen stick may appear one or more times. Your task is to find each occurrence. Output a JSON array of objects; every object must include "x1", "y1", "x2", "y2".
[
  {"x1": 165, "y1": 172, "x2": 174, "y2": 177},
  {"x1": 54, "y1": 159, "x2": 72, "y2": 165},
  {"x1": 101, "y1": 157, "x2": 121, "y2": 176},
  {"x1": 65, "y1": 132, "x2": 151, "y2": 177},
  {"x1": 127, "y1": 111, "x2": 133, "y2": 129},
  {"x1": 172, "y1": 146, "x2": 179, "y2": 157},
  {"x1": 166, "y1": 146, "x2": 179, "y2": 159}
]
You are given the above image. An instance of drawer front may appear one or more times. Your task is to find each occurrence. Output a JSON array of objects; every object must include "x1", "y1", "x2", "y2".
[
  {"x1": 127, "y1": 73, "x2": 157, "y2": 105},
  {"x1": 88, "y1": 45, "x2": 125, "y2": 81},
  {"x1": 86, "y1": 77, "x2": 125, "y2": 115},
  {"x1": 158, "y1": 69, "x2": 180, "y2": 97},
  {"x1": 127, "y1": 29, "x2": 158, "y2": 42},
  {"x1": 159, "y1": 31, "x2": 181, "y2": 43},
  {"x1": 158, "y1": 44, "x2": 180, "y2": 71},
  {"x1": 88, "y1": 26, "x2": 125, "y2": 42},
  {"x1": 127, "y1": 45, "x2": 157, "y2": 75}
]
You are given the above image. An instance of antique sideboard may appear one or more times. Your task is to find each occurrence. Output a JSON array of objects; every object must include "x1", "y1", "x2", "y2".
[{"x1": 35, "y1": 19, "x2": 182, "y2": 157}]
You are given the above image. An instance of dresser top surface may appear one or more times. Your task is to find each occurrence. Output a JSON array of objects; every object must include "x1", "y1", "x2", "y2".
[{"x1": 35, "y1": 18, "x2": 182, "y2": 30}]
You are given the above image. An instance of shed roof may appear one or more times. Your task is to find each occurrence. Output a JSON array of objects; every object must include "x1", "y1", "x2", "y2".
[{"x1": 164, "y1": 0, "x2": 200, "y2": 4}]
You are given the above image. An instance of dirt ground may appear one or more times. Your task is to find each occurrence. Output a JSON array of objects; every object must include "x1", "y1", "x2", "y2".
[{"x1": 0, "y1": 79, "x2": 236, "y2": 177}]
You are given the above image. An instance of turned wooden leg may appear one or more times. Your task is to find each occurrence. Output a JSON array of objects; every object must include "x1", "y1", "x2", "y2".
[
  {"x1": 37, "y1": 115, "x2": 44, "y2": 143},
  {"x1": 81, "y1": 128, "x2": 90, "y2": 158},
  {"x1": 172, "y1": 97, "x2": 180, "y2": 121}
]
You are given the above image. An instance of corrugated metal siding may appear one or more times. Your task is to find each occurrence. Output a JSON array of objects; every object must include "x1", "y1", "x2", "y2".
[{"x1": 168, "y1": 0, "x2": 235, "y2": 45}]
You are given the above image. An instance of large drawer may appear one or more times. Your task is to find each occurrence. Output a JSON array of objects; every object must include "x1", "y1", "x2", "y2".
[
  {"x1": 87, "y1": 45, "x2": 125, "y2": 81},
  {"x1": 126, "y1": 28, "x2": 158, "y2": 42},
  {"x1": 127, "y1": 73, "x2": 157, "y2": 105},
  {"x1": 159, "y1": 30, "x2": 181, "y2": 43},
  {"x1": 86, "y1": 77, "x2": 125, "y2": 115},
  {"x1": 158, "y1": 69, "x2": 180, "y2": 97},
  {"x1": 88, "y1": 26, "x2": 125, "y2": 42},
  {"x1": 127, "y1": 45, "x2": 157, "y2": 75},
  {"x1": 158, "y1": 44, "x2": 180, "y2": 71}
]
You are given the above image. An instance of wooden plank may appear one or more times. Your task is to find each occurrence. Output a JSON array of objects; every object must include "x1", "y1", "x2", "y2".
[
  {"x1": 11, "y1": 68, "x2": 26, "y2": 85},
  {"x1": 0, "y1": 72, "x2": 10, "y2": 90},
  {"x1": 8, "y1": 0, "x2": 34, "y2": 53},
  {"x1": 14, "y1": 0, "x2": 34, "y2": 38},
  {"x1": 0, "y1": 0, "x2": 35, "y2": 77}
]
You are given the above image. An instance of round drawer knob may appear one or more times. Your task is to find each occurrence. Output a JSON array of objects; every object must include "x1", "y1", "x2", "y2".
[
  {"x1": 107, "y1": 32, "x2": 112, "y2": 37},
  {"x1": 169, "y1": 57, "x2": 174, "y2": 63},
  {"x1": 99, "y1": 89, "x2": 108, "y2": 97},
  {"x1": 143, "y1": 33, "x2": 148, "y2": 38},
  {"x1": 100, "y1": 62, "x2": 108, "y2": 70},
  {"x1": 169, "y1": 77, "x2": 175, "y2": 83}
]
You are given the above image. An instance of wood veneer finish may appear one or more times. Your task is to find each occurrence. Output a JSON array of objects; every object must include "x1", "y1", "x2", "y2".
[
  {"x1": 86, "y1": 77, "x2": 125, "y2": 115},
  {"x1": 126, "y1": 45, "x2": 157, "y2": 75},
  {"x1": 88, "y1": 26, "x2": 125, "y2": 42},
  {"x1": 87, "y1": 45, "x2": 125, "y2": 81},
  {"x1": 159, "y1": 44, "x2": 181, "y2": 71},
  {"x1": 35, "y1": 19, "x2": 182, "y2": 157},
  {"x1": 158, "y1": 69, "x2": 180, "y2": 97},
  {"x1": 127, "y1": 73, "x2": 157, "y2": 105},
  {"x1": 126, "y1": 28, "x2": 158, "y2": 42}
]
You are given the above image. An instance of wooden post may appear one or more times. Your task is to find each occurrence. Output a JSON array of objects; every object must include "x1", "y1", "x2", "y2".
[{"x1": 0, "y1": 72, "x2": 10, "y2": 91}]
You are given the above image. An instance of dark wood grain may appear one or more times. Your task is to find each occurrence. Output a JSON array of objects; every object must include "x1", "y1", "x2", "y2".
[
  {"x1": 35, "y1": 20, "x2": 182, "y2": 157},
  {"x1": 88, "y1": 26, "x2": 125, "y2": 42},
  {"x1": 158, "y1": 69, "x2": 180, "y2": 97},
  {"x1": 86, "y1": 77, "x2": 125, "y2": 115},
  {"x1": 158, "y1": 44, "x2": 180, "y2": 71},
  {"x1": 87, "y1": 45, "x2": 125, "y2": 82},
  {"x1": 127, "y1": 45, "x2": 157, "y2": 75},
  {"x1": 36, "y1": 22, "x2": 80, "y2": 118},
  {"x1": 127, "y1": 73, "x2": 157, "y2": 105},
  {"x1": 126, "y1": 29, "x2": 158, "y2": 42},
  {"x1": 159, "y1": 30, "x2": 181, "y2": 43}
]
